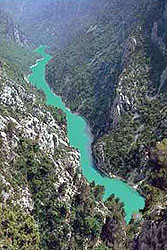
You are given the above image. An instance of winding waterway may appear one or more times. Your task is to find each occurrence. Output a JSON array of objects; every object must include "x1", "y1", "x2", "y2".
[{"x1": 28, "y1": 45, "x2": 145, "y2": 222}]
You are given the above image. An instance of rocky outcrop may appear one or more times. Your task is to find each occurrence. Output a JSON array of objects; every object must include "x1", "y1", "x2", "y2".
[
  {"x1": 0, "y1": 57, "x2": 127, "y2": 249},
  {"x1": 0, "y1": 58, "x2": 80, "y2": 211},
  {"x1": 0, "y1": 0, "x2": 167, "y2": 249},
  {"x1": 93, "y1": 0, "x2": 167, "y2": 183}
]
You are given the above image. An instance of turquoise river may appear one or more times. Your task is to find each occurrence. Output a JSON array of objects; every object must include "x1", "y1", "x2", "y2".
[{"x1": 28, "y1": 45, "x2": 145, "y2": 222}]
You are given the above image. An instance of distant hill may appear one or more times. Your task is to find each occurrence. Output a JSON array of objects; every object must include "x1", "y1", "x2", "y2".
[
  {"x1": 0, "y1": 0, "x2": 93, "y2": 48},
  {"x1": 0, "y1": 8, "x2": 38, "y2": 73}
]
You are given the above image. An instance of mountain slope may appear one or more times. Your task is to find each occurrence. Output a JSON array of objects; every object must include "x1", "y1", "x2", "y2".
[
  {"x1": 0, "y1": 0, "x2": 167, "y2": 249},
  {"x1": 45, "y1": 0, "x2": 167, "y2": 181},
  {"x1": 0, "y1": 56, "x2": 127, "y2": 249},
  {"x1": 0, "y1": 0, "x2": 99, "y2": 49},
  {"x1": 46, "y1": 0, "x2": 165, "y2": 137},
  {"x1": 0, "y1": 9, "x2": 38, "y2": 73},
  {"x1": 93, "y1": 0, "x2": 167, "y2": 182},
  {"x1": 45, "y1": 1, "x2": 167, "y2": 249}
]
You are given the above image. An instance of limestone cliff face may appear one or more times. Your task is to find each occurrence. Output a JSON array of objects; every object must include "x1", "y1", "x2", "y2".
[
  {"x1": 44, "y1": 1, "x2": 167, "y2": 248},
  {"x1": 0, "y1": 58, "x2": 127, "y2": 249},
  {"x1": 0, "y1": 58, "x2": 81, "y2": 248},
  {"x1": 0, "y1": 62, "x2": 80, "y2": 208},
  {"x1": 93, "y1": 0, "x2": 167, "y2": 183}
]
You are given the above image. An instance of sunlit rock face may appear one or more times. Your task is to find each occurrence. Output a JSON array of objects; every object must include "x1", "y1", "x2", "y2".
[
  {"x1": 43, "y1": 1, "x2": 167, "y2": 248},
  {"x1": 0, "y1": 0, "x2": 167, "y2": 249},
  {"x1": 0, "y1": 56, "x2": 127, "y2": 249},
  {"x1": 0, "y1": 58, "x2": 80, "y2": 208}
]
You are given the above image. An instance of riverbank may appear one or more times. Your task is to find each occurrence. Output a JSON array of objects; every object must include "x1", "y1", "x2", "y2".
[{"x1": 28, "y1": 45, "x2": 145, "y2": 223}]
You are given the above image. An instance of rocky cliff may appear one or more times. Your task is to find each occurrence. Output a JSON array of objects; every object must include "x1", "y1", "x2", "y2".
[
  {"x1": 0, "y1": 0, "x2": 167, "y2": 249},
  {"x1": 0, "y1": 57, "x2": 127, "y2": 249},
  {"x1": 45, "y1": 0, "x2": 167, "y2": 185},
  {"x1": 45, "y1": 1, "x2": 167, "y2": 249},
  {"x1": 93, "y1": 0, "x2": 167, "y2": 183}
]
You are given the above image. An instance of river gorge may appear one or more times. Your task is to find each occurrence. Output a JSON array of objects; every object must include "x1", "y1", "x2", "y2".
[{"x1": 28, "y1": 45, "x2": 145, "y2": 223}]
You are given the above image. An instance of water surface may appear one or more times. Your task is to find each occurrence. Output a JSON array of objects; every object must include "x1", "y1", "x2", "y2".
[{"x1": 28, "y1": 45, "x2": 145, "y2": 222}]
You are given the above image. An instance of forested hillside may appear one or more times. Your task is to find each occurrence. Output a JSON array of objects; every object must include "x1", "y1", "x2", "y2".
[
  {"x1": 0, "y1": 52, "x2": 129, "y2": 250},
  {"x1": 46, "y1": 0, "x2": 167, "y2": 137},
  {"x1": 45, "y1": 1, "x2": 167, "y2": 249},
  {"x1": 45, "y1": 0, "x2": 167, "y2": 183},
  {"x1": 0, "y1": 9, "x2": 39, "y2": 73},
  {"x1": 0, "y1": 0, "x2": 167, "y2": 249},
  {"x1": 0, "y1": 0, "x2": 102, "y2": 49}
]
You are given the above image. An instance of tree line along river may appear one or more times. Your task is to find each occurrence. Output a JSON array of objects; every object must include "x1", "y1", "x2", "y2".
[{"x1": 28, "y1": 45, "x2": 145, "y2": 223}]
